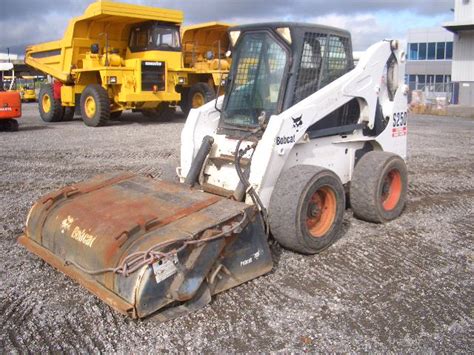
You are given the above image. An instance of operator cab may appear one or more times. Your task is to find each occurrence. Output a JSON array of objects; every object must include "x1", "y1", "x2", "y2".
[
  {"x1": 128, "y1": 21, "x2": 181, "y2": 52},
  {"x1": 219, "y1": 23, "x2": 354, "y2": 135}
]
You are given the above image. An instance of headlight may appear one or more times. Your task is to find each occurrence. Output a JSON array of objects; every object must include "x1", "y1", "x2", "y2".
[
  {"x1": 178, "y1": 77, "x2": 186, "y2": 84},
  {"x1": 108, "y1": 76, "x2": 117, "y2": 84}
]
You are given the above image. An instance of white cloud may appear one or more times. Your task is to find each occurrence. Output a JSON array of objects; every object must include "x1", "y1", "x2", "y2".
[{"x1": 307, "y1": 14, "x2": 391, "y2": 50}]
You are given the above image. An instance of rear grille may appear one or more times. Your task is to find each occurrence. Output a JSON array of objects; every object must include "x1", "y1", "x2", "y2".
[{"x1": 141, "y1": 61, "x2": 165, "y2": 91}]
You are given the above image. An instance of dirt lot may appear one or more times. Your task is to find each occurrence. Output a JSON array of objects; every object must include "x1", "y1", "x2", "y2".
[{"x1": 1, "y1": 104, "x2": 473, "y2": 352}]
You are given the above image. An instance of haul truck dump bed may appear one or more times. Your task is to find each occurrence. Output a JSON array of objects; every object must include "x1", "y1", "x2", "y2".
[{"x1": 25, "y1": 1, "x2": 230, "y2": 126}]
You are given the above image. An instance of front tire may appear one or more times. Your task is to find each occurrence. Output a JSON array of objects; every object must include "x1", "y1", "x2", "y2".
[
  {"x1": 80, "y1": 85, "x2": 110, "y2": 127},
  {"x1": 269, "y1": 166, "x2": 346, "y2": 254},
  {"x1": 38, "y1": 84, "x2": 63, "y2": 122},
  {"x1": 350, "y1": 151, "x2": 408, "y2": 223}
]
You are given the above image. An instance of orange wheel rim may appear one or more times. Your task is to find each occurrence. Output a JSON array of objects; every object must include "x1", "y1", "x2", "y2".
[
  {"x1": 381, "y1": 169, "x2": 402, "y2": 211},
  {"x1": 306, "y1": 186, "x2": 337, "y2": 238}
]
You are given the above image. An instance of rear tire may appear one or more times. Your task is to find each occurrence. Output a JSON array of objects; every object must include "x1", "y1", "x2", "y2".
[
  {"x1": 38, "y1": 84, "x2": 63, "y2": 122},
  {"x1": 141, "y1": 103, "x2": 174, "y2": 122},
  {"x1": 80, "y1": 84, "x2": 110, "y2": 127},
  {"x1": 350, "y1": 151, "x2": 408, "y2": 223},
  {"x1": 269, "y1": 165, "x2": 346, "y2": 254},
  {"x1": 185, "y1": 83, "x2": 215, "y2": 115}
]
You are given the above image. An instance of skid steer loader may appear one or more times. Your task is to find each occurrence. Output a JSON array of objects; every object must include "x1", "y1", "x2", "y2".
[{"x1": 18, "y1": 23, "x2": 408, "y2": 321}]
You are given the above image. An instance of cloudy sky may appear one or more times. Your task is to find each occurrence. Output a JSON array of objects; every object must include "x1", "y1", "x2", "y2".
[{"x1": 0, "y1": 0, "x2": 455, "y2": 54}]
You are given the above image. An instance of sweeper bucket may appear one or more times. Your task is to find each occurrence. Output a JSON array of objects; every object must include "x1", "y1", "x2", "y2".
[{"x1": 18, "y1": 172, "x2": 272, "y2": 320}]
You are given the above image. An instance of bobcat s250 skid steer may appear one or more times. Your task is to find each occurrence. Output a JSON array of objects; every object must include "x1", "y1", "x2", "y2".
[{"x1": 19, "y1": 23, "x2": 408, "y2": 321}]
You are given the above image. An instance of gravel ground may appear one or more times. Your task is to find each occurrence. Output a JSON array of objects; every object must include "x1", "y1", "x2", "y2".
[{"x1": 1, "y1": 104, "x2": 473, "y2": 352}]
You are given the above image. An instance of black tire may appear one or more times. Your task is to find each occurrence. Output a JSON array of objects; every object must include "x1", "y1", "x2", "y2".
[
  {"x1": 38, "y1": 84, "x2": 63, "y2": 122},
  {"x1": 184, "y1": 83, "x2": 215, "y2": 116},
  {"x1": 179, "y1": 89, "x2": 190, "y2": 116},
  {"x1": 9, "y1": 119, "x2": 19, "y2": 132},
  {"x1": 0, "y1": 119, "x2": 19, "y2": 132},
  {"x1": 269, "y1": 165, "x2": 346, "y2": 254},
  {"x1": 141, "y1": 103, "x2": 174, "y2": 122},
  {"x1": 110, "y1": 110, "x2": 123, "y2": 120},
  {"x1": 62, "y1": 106, "x2": 75, "y2": 121},
  {"x1": 80, "y1": 84, "x2": 110, "y2": 127},
  {"x1": 350, "y1": 151, "x2": 408, "y2": 223}
]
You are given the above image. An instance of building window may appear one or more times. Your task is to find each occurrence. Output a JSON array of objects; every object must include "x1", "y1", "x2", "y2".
[
  {"x1": 436, "y1": 42, "x2": 446, "y2": 60},
  {"x1": 418, "y1": 43, "x2": 427, "y2": 60},
  {"x1": 408, "y1": 42, "x2": 452, "y2": 61},
  {"x1": 409, "y1": 43, "x2": 418, "y2": 60},
  {"x1": 428, "y1": 43, "x2": 436, "y2": 60},
  {"x1": 446, "y1": 42, "x2": 453, "y2": 59},
  {"x1": 409, "y1": 74, "x2": 416, "y2": 91},
  {"x1": 409, "y1": 74, "x2": 453, "y2": 92},
  {"x1": 417, "y1": 75, "x2": 426, "y2": 90},
  {"x1": 427, "y1": 75, "x2": 434, "y2": 84}
]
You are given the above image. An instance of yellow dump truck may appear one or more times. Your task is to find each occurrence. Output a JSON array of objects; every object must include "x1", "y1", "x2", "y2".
[
  {"x1": 25, "y1": 1, "x2": 231, "y2": 126},
  {"x1": 18, "y1": 76, "x2": 37, "y2": 102},
  {"x1": 180, "y1": 22, "x2": 231, "y2": 115}
]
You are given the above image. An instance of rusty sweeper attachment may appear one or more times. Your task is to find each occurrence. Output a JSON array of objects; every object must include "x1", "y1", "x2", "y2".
[{"x1": 19, "y1": 168, "x2": 272, "y2": 320}]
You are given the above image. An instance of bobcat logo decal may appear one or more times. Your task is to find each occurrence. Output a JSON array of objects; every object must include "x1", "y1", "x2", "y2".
[{"x1": 292, "y1": 115, "x2": 303, "y2": 132}]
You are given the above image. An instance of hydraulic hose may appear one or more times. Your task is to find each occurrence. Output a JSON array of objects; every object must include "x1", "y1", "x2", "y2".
[{"x1": 233, "y1": 130, "x2": 270, "y2": 236}]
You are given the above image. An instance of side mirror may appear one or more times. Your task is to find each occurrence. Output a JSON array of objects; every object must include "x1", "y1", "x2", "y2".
[{"x1": 90, "y1": 43, "x2": 99, "y2": 54}]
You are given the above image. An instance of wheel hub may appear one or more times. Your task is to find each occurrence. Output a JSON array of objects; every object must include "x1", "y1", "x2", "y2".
[
  {"x1": 309, "y1": 203, "x2": 321, "y2": 217},
  {"x1": 84, "y1": 96, "x2": 96, "y2": 118},
  {"x1": 42, "y1": 94, "x2": 51, "y2": 113},
  {"x1": 381, "y1": 169, "x2": 402, "y2": 211},
  {"x1": 306, "y1": 186, "x2": 337, "y2": 238},
  {"x1": 192, "y1": 92, "x2": 205, "y2": 108}
]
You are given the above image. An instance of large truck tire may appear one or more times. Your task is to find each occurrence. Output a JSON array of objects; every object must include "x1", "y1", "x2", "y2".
[
  {"x1": 350, "y1": 151, "x2": 408, "y2": 223},
  {"x1": 38, "y1": 84, "x2": 63, "y2": 122},
  {"x1": 182, "y1": 83, "x2": 215, "y2": 116},
  {"x1": 80, "y1": 84, "x2": 110, "y2": 127},
  {"x1": 269, "y1": 165, "x2": 346, "y2": 254}
]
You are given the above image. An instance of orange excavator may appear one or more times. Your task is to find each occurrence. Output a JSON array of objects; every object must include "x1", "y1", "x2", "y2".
[{"x1": 0, "y1": 63, "x2": 21, "y2": 131}]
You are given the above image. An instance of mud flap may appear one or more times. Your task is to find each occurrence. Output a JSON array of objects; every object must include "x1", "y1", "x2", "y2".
[{"x1": 149, "y1": 281, "x2": 211, "y2": 323}]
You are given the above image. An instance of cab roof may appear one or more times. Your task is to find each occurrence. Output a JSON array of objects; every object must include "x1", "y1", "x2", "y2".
[{"x1": 229, "y1": 22, "x2": 351, "y2": 39}]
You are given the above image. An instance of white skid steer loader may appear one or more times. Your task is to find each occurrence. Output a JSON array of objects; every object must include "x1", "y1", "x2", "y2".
[{"x1": 19, "y1": 22, "x2": 408, "y2": 321}]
